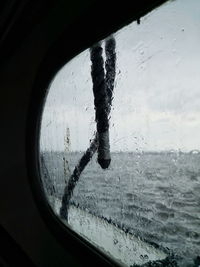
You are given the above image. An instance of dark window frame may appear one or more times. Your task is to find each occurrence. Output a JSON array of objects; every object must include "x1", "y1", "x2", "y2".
[{"x1": 26, "y1": 1, "x2": 169, "y2": 266}]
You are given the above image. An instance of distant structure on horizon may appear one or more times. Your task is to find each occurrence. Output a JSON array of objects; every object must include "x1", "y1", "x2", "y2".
[{"x1": 189, "y1": 149, "x2": 200, "y2": 155}]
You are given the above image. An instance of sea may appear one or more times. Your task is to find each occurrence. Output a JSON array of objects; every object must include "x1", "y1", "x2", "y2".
[{"x1": 40, "y1": 151, "x2": 200, "y2": 267}]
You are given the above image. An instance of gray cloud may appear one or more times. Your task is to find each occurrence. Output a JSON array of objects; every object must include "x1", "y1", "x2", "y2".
[{"x1": 41, "y1": 0, "x2": 200, "y2": 152}]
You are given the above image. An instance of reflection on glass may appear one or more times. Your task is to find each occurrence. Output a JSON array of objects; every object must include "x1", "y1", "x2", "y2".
[{"x1": 40, "y1": 0, "x2": 200, "y2": 266}]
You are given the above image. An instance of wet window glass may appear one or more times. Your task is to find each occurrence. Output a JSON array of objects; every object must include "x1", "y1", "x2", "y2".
[{"x1": 39, "y1": 0, "x2": 200, "y2": 266}]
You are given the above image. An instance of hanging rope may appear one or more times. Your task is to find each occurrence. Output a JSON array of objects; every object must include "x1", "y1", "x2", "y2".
[
  {"x1": 60, "y1": 134, "x2": 98, "y2": 220},
  {"x1": 90, "y1": 37, "x2": 116, "y2": 169},
  {"x1": 60, "y1": 36, "x2": 116, "y2": 220},
  {"x1": 105, "y1": 37, "x2": 116, "y2": 108},
  {"x1": 90, "y1": 42, "x2": 110, "y2": 169}
]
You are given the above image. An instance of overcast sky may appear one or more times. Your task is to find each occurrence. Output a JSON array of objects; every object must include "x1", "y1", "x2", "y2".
[{"x1": 40, "y1": 0, "x2": 200, "y2": 152}]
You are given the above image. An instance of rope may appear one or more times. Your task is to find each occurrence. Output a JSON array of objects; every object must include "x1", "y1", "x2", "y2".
[
  {"x1": 90, "y1": 42, "x2": 110, "y2": 169},
  {"x1": 90, "y1": 37, "x2": 116, "y2": 168},
  {"x1": 105, "y1": 37, "x2": 116, "y2": 108},
  {"x1": 60, "y1": 134, "x2": 98, "y2": 220},
  {"x1": 60, "y1": 37, "x2": 116, "y2": 220}
]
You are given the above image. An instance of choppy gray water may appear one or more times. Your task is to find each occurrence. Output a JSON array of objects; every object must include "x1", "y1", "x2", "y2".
[{"x1": 41, "y1": 151, "x2": 200, "y2": 266}]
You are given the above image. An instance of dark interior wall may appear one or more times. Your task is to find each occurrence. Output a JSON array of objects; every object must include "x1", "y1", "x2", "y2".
[
  {"x1": 0, "y1": 1, "x2": 95, "y2": 266},
  {"x1": 0, "y1": 1, "x2": 168, "y2": 266}
]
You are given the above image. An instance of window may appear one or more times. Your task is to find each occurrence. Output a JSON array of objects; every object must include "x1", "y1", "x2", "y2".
[{"x1": 39, "y1": 0, "x2": 200, "y2": 266}]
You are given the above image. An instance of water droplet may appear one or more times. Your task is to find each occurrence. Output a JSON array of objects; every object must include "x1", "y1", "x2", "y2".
[
  {"x1": 113, "y1": 239, "x2": 118, "y2": 245},
  {"x1": 140, "y1": 254, "x2": 149, "y2": 260}
]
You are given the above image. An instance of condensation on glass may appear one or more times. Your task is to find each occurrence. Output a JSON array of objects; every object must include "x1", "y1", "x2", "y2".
[{"x1": 39, "y1": 0, "x2": 200, "y2": 266}]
